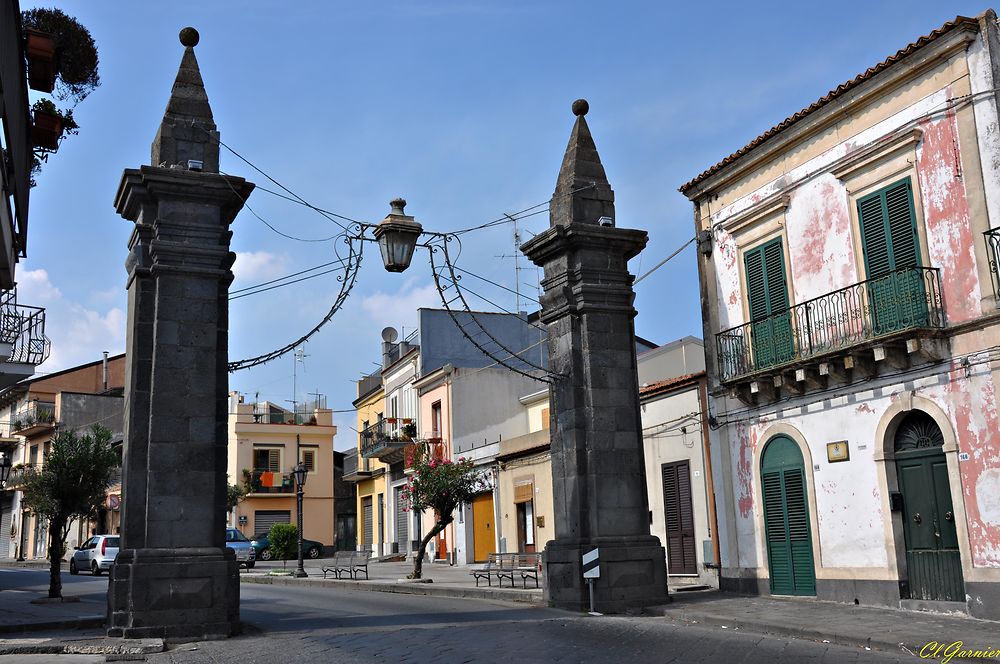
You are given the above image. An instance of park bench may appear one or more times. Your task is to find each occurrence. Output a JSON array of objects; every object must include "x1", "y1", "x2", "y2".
[
  {"x1": 322, "y1": 549, "x2": 372, "y2": 580},
  {"x1": 514, "y1": 553, "x2": 542, "y2": 589},
  {"x1": 470, "y1": 552, "x2": 510, "y2": 587},
  {"x1": 321, "y1": 550, "x2": 353, "y2": 579},
  {"x1": 349, "y1": 549, "x2": 373, "y2": 580}
]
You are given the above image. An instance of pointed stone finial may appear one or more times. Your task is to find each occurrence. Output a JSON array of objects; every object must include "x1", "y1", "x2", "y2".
[
  {"x1": 550, "y1": 99, "x2": 614, "y2": 227},
  {"x1": 150, "y1": 26, "x2": 220, "y2": 172}
]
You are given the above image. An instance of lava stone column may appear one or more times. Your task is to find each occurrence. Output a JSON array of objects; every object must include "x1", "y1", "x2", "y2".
[
  {"x1": 107, "y1": 28, "x2": 254, "y2": 641},
  {"x1": 521, "y1": 100, "x2": 668, "y2": 612}
]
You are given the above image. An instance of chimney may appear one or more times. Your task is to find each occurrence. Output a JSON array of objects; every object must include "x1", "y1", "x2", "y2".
[{"x1": 102, "y1": 351, "x2": 109, "y2": 391}]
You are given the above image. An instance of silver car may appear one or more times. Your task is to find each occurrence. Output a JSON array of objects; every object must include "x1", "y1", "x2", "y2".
[
  {"x1": 226, "y1": 528, "x2": 255, "y2": 568},
  {"x1": 69, "y1": 534, "x2": 119, "y2": 576}
]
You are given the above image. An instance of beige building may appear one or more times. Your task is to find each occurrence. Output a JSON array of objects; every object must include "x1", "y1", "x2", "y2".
[
  {"x1": 345, "y1": 372, "x2": 388, "y2": 555},
  {"x1": 681, "y1": 12, "x2": 1000, "y2": 617},
  {"x1": 227, "y1": 392, "x2": 337, "y2": 551}
]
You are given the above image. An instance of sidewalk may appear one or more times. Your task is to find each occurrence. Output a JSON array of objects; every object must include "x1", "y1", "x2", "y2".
[
  {"x1": 652, "y1": 591, "x2": 1000, "y2": 660},
  {"x1": 242, "y1": 559, "x2": 547, "y2": 605}
]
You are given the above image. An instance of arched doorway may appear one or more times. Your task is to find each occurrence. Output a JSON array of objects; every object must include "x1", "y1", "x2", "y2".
[
  {"x1": 761, "y1": 435, "x2": 816, "y2": 596},
  {"x1": 894, "y1": 411, "x2": 964, "y2": 601}
]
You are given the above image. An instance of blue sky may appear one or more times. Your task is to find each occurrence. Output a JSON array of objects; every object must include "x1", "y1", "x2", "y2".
[{"x1": 18, "y1": 1, "x2": 988, "y2": 447}]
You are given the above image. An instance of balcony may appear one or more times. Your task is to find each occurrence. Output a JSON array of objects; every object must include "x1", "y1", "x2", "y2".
[
  {"x1": 0, "y1": 289, "x2": 51, "y2": 389},
  {"x1": 717, "y1": 267, "x2": 945, "y2": 403},
  {"x1": 244, "y1": 469, "x2": 295, "y2": 495},
  {"x1": 11, "y1": 400, "x2": 56, "y2": 437},
  {"x1": 360, "y1": 419, "x2": 415, "y2": 464},
  {"x1": 342, "y1": 451, "x2": 383, "y2": 482}
]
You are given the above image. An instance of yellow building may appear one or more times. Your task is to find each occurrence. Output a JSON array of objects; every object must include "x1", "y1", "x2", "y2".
[
  {"x1": 346, "y1": 373, "x2": 388, "y2": 555},
  {"x1": 227, "y1": 392, "x2": 337, "y2": 551}
]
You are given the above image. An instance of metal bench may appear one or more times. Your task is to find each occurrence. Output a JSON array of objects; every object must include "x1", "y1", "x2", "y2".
[
  {"x1": 470, "y1": 552, "x2": 508, "y2": 587},
  {"x1": 321, "y1": 550, "x2": 353, "y2": 579},
  {"x1": 514, "y1": 553, "x2": 542, "y2": 589},
  {"x1": 350, "y1": 549, "x2": 373, "y2": 580}
]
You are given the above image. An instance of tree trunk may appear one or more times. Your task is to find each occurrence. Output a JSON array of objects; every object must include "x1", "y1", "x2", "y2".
[
  {"x1": 47, "y1": 515, "x2": 66, "y2": 599},
  {"x1": 409, "y1": 515, "x2": 453, "y2": 580}
]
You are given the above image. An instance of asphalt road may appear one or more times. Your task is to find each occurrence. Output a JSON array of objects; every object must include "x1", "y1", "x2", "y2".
[
  {"x1": 0, "y1": 569, "x2": 922, "y2": 663},
  {"x1": 153, "y1": 583, "x2": 920, "y2": 664}
]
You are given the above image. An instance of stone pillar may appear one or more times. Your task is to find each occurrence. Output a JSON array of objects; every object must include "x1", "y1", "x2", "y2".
[
  {"x1": 521, "y1": 100, "x2": 668, "y2": 612},
  {"x1": 107, "y1": 28, "x2": 254, "y2": 641}
]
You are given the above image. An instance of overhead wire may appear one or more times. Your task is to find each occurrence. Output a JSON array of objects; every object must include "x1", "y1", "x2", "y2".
[{"x1": 231, "y1": 258, "x2": 350, "y2": 295}]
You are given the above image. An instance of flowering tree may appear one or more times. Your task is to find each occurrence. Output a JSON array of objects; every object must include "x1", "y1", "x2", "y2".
[{"x1": 401, "y1": 447, "x2": 484, "y2": 579}]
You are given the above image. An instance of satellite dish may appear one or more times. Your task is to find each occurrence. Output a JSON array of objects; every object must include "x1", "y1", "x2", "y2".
[{"x1": 381, "y1": 327, "x2": 399, "y2": 343}]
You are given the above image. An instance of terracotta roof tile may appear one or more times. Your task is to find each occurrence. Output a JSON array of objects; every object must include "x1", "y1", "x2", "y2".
[
  {"x1": 678, "y1": 15, "x2": 981, "y2": 195},
  {"x1": 639, "y1": 371, "x2": 705, "y2": 398}
]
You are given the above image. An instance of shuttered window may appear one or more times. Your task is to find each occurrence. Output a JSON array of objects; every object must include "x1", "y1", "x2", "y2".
[
  {"x1": 254, "y1": 448, "x2": 280, "y2": 472},
  {"x1": 744, "y1": 238, "x2": 794, "y2": 368},
  {"x1": 857, "y1": 178, "x2": 927, "y2": 333},
  {"x1": 761, "y1": 436, "x2": 815, "y2": 596},
  {"x1": 662, "y1": 461, "x2": 697, "y2": 575},
  {"x1": 300, "y1": 448, "x2": 316, "y2": 472},
  {"x1": 394, "y1": 486, "x2": 408, "y2": 550}
]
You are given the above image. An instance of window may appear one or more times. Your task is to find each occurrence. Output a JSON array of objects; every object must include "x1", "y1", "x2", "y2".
[
  {"x1": 253, "y1": 448, "x2": 280, "y2": 472},
  {"x1": 744, "y1": 237, "x2": 793, "y2": 367},
  {"x1": 431, "y1": 401, "x2": 442, "y2": 438},
  {"x1": 540, "y1": 407, "x2": 550, "y2": 431},
  {"x1": 857, "y1": 178, "x2": 928, "y2": 333},
  {"x1": 300, "y1": 448, "x2": 316, "y2": 472}
]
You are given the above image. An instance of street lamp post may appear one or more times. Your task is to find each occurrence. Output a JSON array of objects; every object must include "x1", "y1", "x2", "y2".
[{"x1": 293, "y1": 462, "x2": 308, "y2": 578}]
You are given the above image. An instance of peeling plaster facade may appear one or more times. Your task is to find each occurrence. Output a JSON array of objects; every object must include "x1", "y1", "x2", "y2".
[{"x1": 682, "y1": 12, "x2": 1000, "y2": 619}]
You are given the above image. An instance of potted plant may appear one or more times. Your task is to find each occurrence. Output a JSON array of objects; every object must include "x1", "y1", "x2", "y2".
[
  {"x1": 21, "y1": 8, "x2": 100, "y2": 105},
  {"x1": 31, "y1": 99, "x2": 76, "y2": 151},
  {"x1": 24, "y1": 28, "x2": 56, "y2": 92},
  {"x1": 401, "y1": 423, "x2": 417, "y2": 440}
]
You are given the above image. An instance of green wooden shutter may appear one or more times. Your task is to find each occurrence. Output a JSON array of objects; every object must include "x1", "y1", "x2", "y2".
[
  {"x1": 858, "y1": 179, "x2": 927, "y2": 334},
  {"x1": 744, "y1": 239, "x2": 794, "y2": 368},
  {"x1": 761, "y1": 437, "x2": 816, "y2": 596}
]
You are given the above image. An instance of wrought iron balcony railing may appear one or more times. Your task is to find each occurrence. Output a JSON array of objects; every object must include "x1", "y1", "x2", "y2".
[
  {"x1": 985, "y1": 228, "x2": 1000, "y2": 306},
  {"x1": 360, "y1": 419, "x2": 414, "y2": 459},
  {"x1": 0, "y1": 289, "x2": 51, "y2": 365},
  {"x1": 245, "y1": 469, "x2": 294, "y2": 494},
  {"x1": 716, "y1": 266, "x2": 944, "y2": 383}
]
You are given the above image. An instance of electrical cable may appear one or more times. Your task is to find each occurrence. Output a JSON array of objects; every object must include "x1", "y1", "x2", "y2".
[
  {"x1": 634, "y1": 236, "x2": 696, "y2": 285},
  {"x1": 231, "y1": 258, "x2": 350, "y2": 295}
]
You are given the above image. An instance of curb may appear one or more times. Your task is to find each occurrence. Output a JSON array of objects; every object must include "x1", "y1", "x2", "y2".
[
  {"x1": 0, "y1": 615, "x2": 105, "y2": 637},
  {"x1": 650, "y1": 606, "x2": 998, "y2": 661},
  {"x1": 0, "y1": 635, "x2": 162, "y2": 656},
  {"x1": 241, "y1": 575, "x2": 546, "y2": 606}
]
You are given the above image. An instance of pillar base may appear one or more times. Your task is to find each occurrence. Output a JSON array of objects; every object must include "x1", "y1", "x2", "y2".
[
  {"x1": 544, "y1": 536, "x2": 668, "y2": 613},
  {"x1": 107, "y1": 547, "x2": 239, "y2": 641}
]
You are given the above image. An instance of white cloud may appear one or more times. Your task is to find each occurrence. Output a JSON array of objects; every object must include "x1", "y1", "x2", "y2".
[
  {"x1": 360, "y1": 280, "x2": 440, "y2": 333},
  {"x1": 13, "y1": 269, "x2": 125, "y2": 374},
  {"x1": 232, "y1": 251, "x2": 290, "y2": 285},
  {"x1": 43, "y1": 305, "x2": 126, "y2": 373},
  {"x1": 16, "y1": 268, "x2": 62, "y2": 303}
]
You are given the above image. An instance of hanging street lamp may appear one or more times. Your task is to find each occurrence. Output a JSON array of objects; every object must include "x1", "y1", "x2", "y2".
[
  {"x1": 373, "y1": 198, "x2": 423, "y2": 272},
  {"x1": 293, "y1": 461, "x2": 308, "y2": 578},
  {"x1": 0, "y1": 451, "x2": 11, "y2": 486}
]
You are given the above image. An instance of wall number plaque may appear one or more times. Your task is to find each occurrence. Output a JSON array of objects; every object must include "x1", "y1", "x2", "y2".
[{"x1": 827, "y1": 441, "x2": 850, "y2": 463}]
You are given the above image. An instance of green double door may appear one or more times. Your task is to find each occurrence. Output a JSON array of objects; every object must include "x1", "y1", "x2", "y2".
[
  {"x1": 858, "y1": 178, "x2": 928, "y2": 334},
  {"x1": 761, "y1": 436, "x2": 815, "y2": 596},
  {"x1": 894, "y1": 412, "x2": 964, "y2": 602}
]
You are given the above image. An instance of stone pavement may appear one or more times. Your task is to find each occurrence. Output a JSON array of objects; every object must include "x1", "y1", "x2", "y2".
[
  {"x1": 243, "y1": 559, "x2": 546, "y2": 605},
  {"x1": 654, "y1": 591, "x2": 1000, "y2": 660}
]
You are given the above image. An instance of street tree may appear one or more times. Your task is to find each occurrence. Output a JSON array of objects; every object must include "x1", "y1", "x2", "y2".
[
  {"x1": 226, "y1": 477, "x2": 245, "y2": 517},
  {"x1": 19, "y1": 425, "x2": 119, "y2": 599},
  {"x1": 401, "y1": 448, "x2": 484, "y2": 579}
]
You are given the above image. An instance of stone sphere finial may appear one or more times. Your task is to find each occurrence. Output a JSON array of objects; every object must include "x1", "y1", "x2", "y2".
[
  {"x1": 179, "y1": 27, "x2": 200, "y2": 47},
  {"x1": 572, "y1": 99, "x2": 589, "y2": 117}
]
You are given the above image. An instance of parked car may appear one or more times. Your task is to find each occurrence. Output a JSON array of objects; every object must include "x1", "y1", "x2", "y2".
[
  {"x1": 226, "y1": 528, "x2": 256, "y2": 568},
  {"x1": 251, "y1": 532, "x2": 323, "y2": 560},
  {"x1": 69, "y1": 534, "x2": 119, "y2": 576}
]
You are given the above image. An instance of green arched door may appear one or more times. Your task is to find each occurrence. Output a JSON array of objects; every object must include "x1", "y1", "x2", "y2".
[{"x1": 761, "y1": 436, "x2": 816, "y2": 596}]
